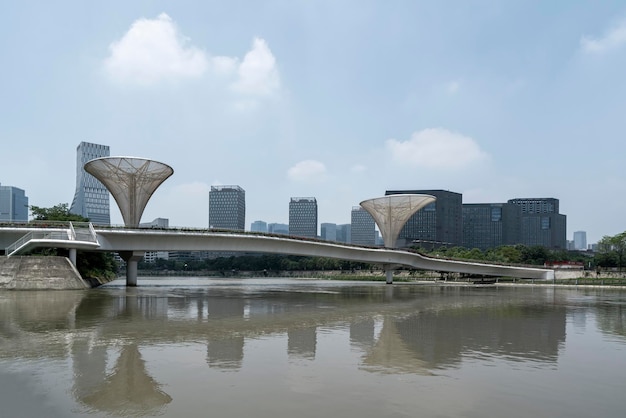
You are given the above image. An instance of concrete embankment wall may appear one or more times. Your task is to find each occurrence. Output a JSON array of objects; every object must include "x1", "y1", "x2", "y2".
[{"x1": 0, "y1": 256, "x2": 91, "y2": 290}]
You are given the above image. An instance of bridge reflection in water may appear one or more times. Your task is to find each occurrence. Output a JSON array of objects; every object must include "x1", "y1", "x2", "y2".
[{"x1": 3, "y1": 280, "x2": 625, "y2": 417}]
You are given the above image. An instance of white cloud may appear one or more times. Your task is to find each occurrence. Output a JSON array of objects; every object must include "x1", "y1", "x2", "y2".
[
  {"x1": 287, "y1": 160, "x2": 327, "y2": 182},
  {"x1": 581, "y1": 20, "x2": 626, "y2": 54},
  {"x1": 231, "y1": 38, "x2": 280, "y2": 96},
  {"x1": 103, "y1": 14, "x2": 280, "y2": 97},
  {"x1": 385, "y1": 128, "x2": 489, "y2": 170},
  {"x1": 104, "y1": 13, "x2": 210, "y2": 84}
]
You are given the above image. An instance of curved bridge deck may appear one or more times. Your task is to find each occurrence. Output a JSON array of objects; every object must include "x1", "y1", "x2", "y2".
[{"x1": 2, "y1": 224, "x2": 554, "y2": 281}]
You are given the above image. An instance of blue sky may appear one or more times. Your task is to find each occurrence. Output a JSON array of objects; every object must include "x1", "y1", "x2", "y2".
[{"x1": 2, "y1": 1, "x2": 626, "y2": 244}]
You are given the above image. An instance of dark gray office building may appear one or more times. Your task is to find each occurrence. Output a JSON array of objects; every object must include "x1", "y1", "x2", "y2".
[
  {"x1": 289, "y1": 197, "x2": 317, "y2": 238},
  {"x1": 507, "y1": 198, "x2": 566, "y2": 249},
  {"x1": 351, "y1": 207, "x2": 376, "y2": 246},
  {"x1": 462, "y1": 203, "x2": 521, "y2": 250},
  {"x1": 209, "y1": 185, "x2": 245, "y2": 231},
  {"x1": 385, "y1": 189, "x2": 463, "y2": 248}
]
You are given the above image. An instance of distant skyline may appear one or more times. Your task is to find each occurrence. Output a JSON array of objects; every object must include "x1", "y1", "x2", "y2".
[{"x1": 3, "y1": 1, "x2": 626, "y2": 244}]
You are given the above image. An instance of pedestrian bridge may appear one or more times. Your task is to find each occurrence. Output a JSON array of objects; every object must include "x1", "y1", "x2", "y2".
[{"x1": 1, "y1": 222, "x2": 554, "y2": 285}]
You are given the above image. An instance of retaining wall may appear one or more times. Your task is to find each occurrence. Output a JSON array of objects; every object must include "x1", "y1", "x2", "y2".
[{"x1": 0, "y1": 256, "x2": 91, "y2": 290}]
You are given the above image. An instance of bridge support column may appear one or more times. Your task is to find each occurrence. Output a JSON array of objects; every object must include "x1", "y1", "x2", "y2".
[
  {"x1": 385, "y1": 269, "x2": 393, "y2": 284},
  {"x1": 69, "y1": 248, "x2": 77, "y2": 266},
  {"x1": 119, "y1": 251, "x2": 144, "y2": 287}
]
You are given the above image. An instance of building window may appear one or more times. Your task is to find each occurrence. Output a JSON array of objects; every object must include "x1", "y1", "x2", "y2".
[{"x1": 491, "y1": 207, "x2": 502, "y2": 222}]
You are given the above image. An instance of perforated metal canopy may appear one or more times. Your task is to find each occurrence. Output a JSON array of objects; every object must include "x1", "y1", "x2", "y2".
[
  {"x1": 360, "y1": 194, "x2": 436, "y2": 248},
  {"x1": 84, "y1": 157, "x2": 174, "y2": 227}
]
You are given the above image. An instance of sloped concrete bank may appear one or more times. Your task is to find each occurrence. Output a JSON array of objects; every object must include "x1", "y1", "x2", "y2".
[{"x1": 0, "y1": 256, "x2": 96, "y2": 290}]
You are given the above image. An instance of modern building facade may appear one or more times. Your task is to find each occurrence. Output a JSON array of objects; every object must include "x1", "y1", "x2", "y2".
[
  {"x1": 462, "y1": 203, "x2": 521, "y2": 250},
  {"x1": 507, "y1": 198, "x2": 566, "y2": 249},
  {"x1": 321, "y1": 223, "x2": 337, "y2": 241},
  {"x1": 385, "y1": 189, "x2": 463, "y2": 248},
  {"x1": 351, "y1": 206, "x2": 376, "y2": 246},
  {"x1": 573, "y1": 231, "x2": 587, "y2": 251},
  {"x1": 268, "y1": 223, "x2": 289, "y2": 235},
  {"x1": 251, "y1": 220, "x2": 268, "y2": 233},
  {"x1": 209, "y1": 185, "x2": 246, "y2": 231},
  {"x1": 0, "y1": 183, "x2": 28, "y2": 222},
  {"x1": 70, "y1": 141, "x2": 111, "y2": 225},
  {"x1": 336, "y1": 224, "x2": 351, "y2": 244},
  {"x1": 140, "y1": 218, "x2": 170, "y2": 262},
  {"x1": 289, "y1": 197, "x2": 317, "y2": 238}
]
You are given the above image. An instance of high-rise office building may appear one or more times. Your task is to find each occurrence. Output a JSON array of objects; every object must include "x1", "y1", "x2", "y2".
[
  {"x1": 462, "y1": 203, "x2": 521, "y2": 250},
  {"x1": 336, "y1": 224, "x2": 351, "y2": 244},
  {"x1": 209, "y1": 185, "x2": 246, "y2": 231},
  {"x1": 507, "y1": 198, "x2": 566, "y2": 249},
  {"x1": 289, "y1": 197, "x2": 317, "y2": 238},
  {"x1": 268, "y1": 223, "x2": 289, "y2": 235},
  {"x1": 251, "y1": 220, "x2": 268, "y2": 233},
  {"x1": 573, "y1": 231, "x2": 587, "y2": 251},
  {"x1": 0, "y1": 183, "x2": 28, "y2": 222},
  {"x1": 69, "y1": 141, "x2": 111, "y2": 225},
  {"x1": 385, "y1": 189, "x2": 463, "y2": 248},
  {"x1": 321, "y1": 223, "x2": 337, "y2": 241},
  {"x1": 351, "y1": 206, "x2": 376, "y2": 246}
]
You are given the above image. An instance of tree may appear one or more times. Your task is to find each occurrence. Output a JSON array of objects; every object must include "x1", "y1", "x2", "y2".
[
  {"x1": 30, "y1": 203, "x2": 88, "y2": 222},
  {"x1": 27, "y1": 203, "x2": 117, "y2": 281},
  {"x1": 598, "y1": 232, "x2": 626, "y2": 272}
]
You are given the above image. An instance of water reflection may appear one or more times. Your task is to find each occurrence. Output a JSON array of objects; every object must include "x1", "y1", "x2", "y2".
[
  {"x1": 76, "y1": 344, "x2": 172, "y2": 415},
  {"x1": 1, "y1": 281, "x2": 625, "y2": 417}
]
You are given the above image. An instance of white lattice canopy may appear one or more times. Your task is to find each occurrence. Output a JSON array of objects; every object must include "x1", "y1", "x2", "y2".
[
  {"x1": 360, "y1": 194, "x2": 436, "y2": 248},
  {"x1": 84, "y1": 157, "x2": 174, "y2": 227}
]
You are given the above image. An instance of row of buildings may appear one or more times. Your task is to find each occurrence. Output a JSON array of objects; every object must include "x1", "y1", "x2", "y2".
[
  {"x1": 1, "y1": 141, "x2": 578, "y2": 253},
  {"x1": 208, "y1": 184, "x2": 570, "y2": 250}
]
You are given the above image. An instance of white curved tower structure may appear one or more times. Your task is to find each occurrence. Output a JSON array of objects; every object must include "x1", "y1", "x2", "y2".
[
  {"x1": 84, "y1": 157, "x2": 174, "y2": 287},
  {"x1": 84, "y1": 157, "x2": 174, "y2": 228},
  {"x1": 360, "y1": 194, "x2": 436, "y2": 248},
  {"x1": 360, "y1": 194, "x2": 436, "y2": 284}
]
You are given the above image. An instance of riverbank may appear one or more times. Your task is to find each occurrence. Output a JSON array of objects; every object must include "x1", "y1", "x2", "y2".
[
  {"x1": 0, "y1": 256, "x2": 115, "y2": 290},
  {"x1": 135, "y1": 268, "x2": 626, "y2": 286}
]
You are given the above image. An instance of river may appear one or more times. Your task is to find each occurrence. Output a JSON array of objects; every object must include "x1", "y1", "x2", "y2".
[{"x1": 1, "y1": 278, "x2": 625, "y2": 417}]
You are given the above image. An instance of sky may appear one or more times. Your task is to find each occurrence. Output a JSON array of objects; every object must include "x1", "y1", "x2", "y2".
[{"x1": 2, "y1": 1, "x2": 626, "y2": 244}]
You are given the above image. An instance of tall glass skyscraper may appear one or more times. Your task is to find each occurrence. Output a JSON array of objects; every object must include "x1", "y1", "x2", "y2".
[
  {"x1": 289, "y1": 197, "x2": 317, "y2": 238},
  {"x1": 350, "y1": 207, "x2": 376, "y2": 246},
  {"x1": 209, "y1": 185, "x2": 246, "y2": 231},
  {"x1": 0, "y1": 183, "x2": 28, "y2": 222},
  {"x1": 573, "y1": 231, "x2": 587, "y2": 250},
  {"x1": 69, "y1": 142, "x2": 111, "y2": 225}
]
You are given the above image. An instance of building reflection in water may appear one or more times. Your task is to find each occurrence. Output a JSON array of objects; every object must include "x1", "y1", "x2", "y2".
[
  {"x1": 288, "y1": 327, "x2": 317, "y2": 359},
  {"x1": 358, "y1": 304, "x2": 567, "y2": 374},
  {"x1": 4, "y1": 284, "x2": 618, "y2": 416},
  {"x1": 350, "y1": 318, "x2": 376, "y2": 350}
]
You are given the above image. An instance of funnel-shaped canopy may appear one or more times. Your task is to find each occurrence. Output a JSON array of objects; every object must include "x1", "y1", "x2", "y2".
[
  {"x1": 360, "y1": 194, "x2": 436, "y2": 248},
  {"x1": 84, "y1": 157, "x2": 173, "y2": 227}
]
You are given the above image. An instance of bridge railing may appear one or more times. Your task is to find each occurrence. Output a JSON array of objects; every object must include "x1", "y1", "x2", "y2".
[
  {"x1": 4, "y1": 222, "x2": 98, "y2": 256},
  {"x1": 5, "y1": 229, "x2": 70, "y2": 255}
]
